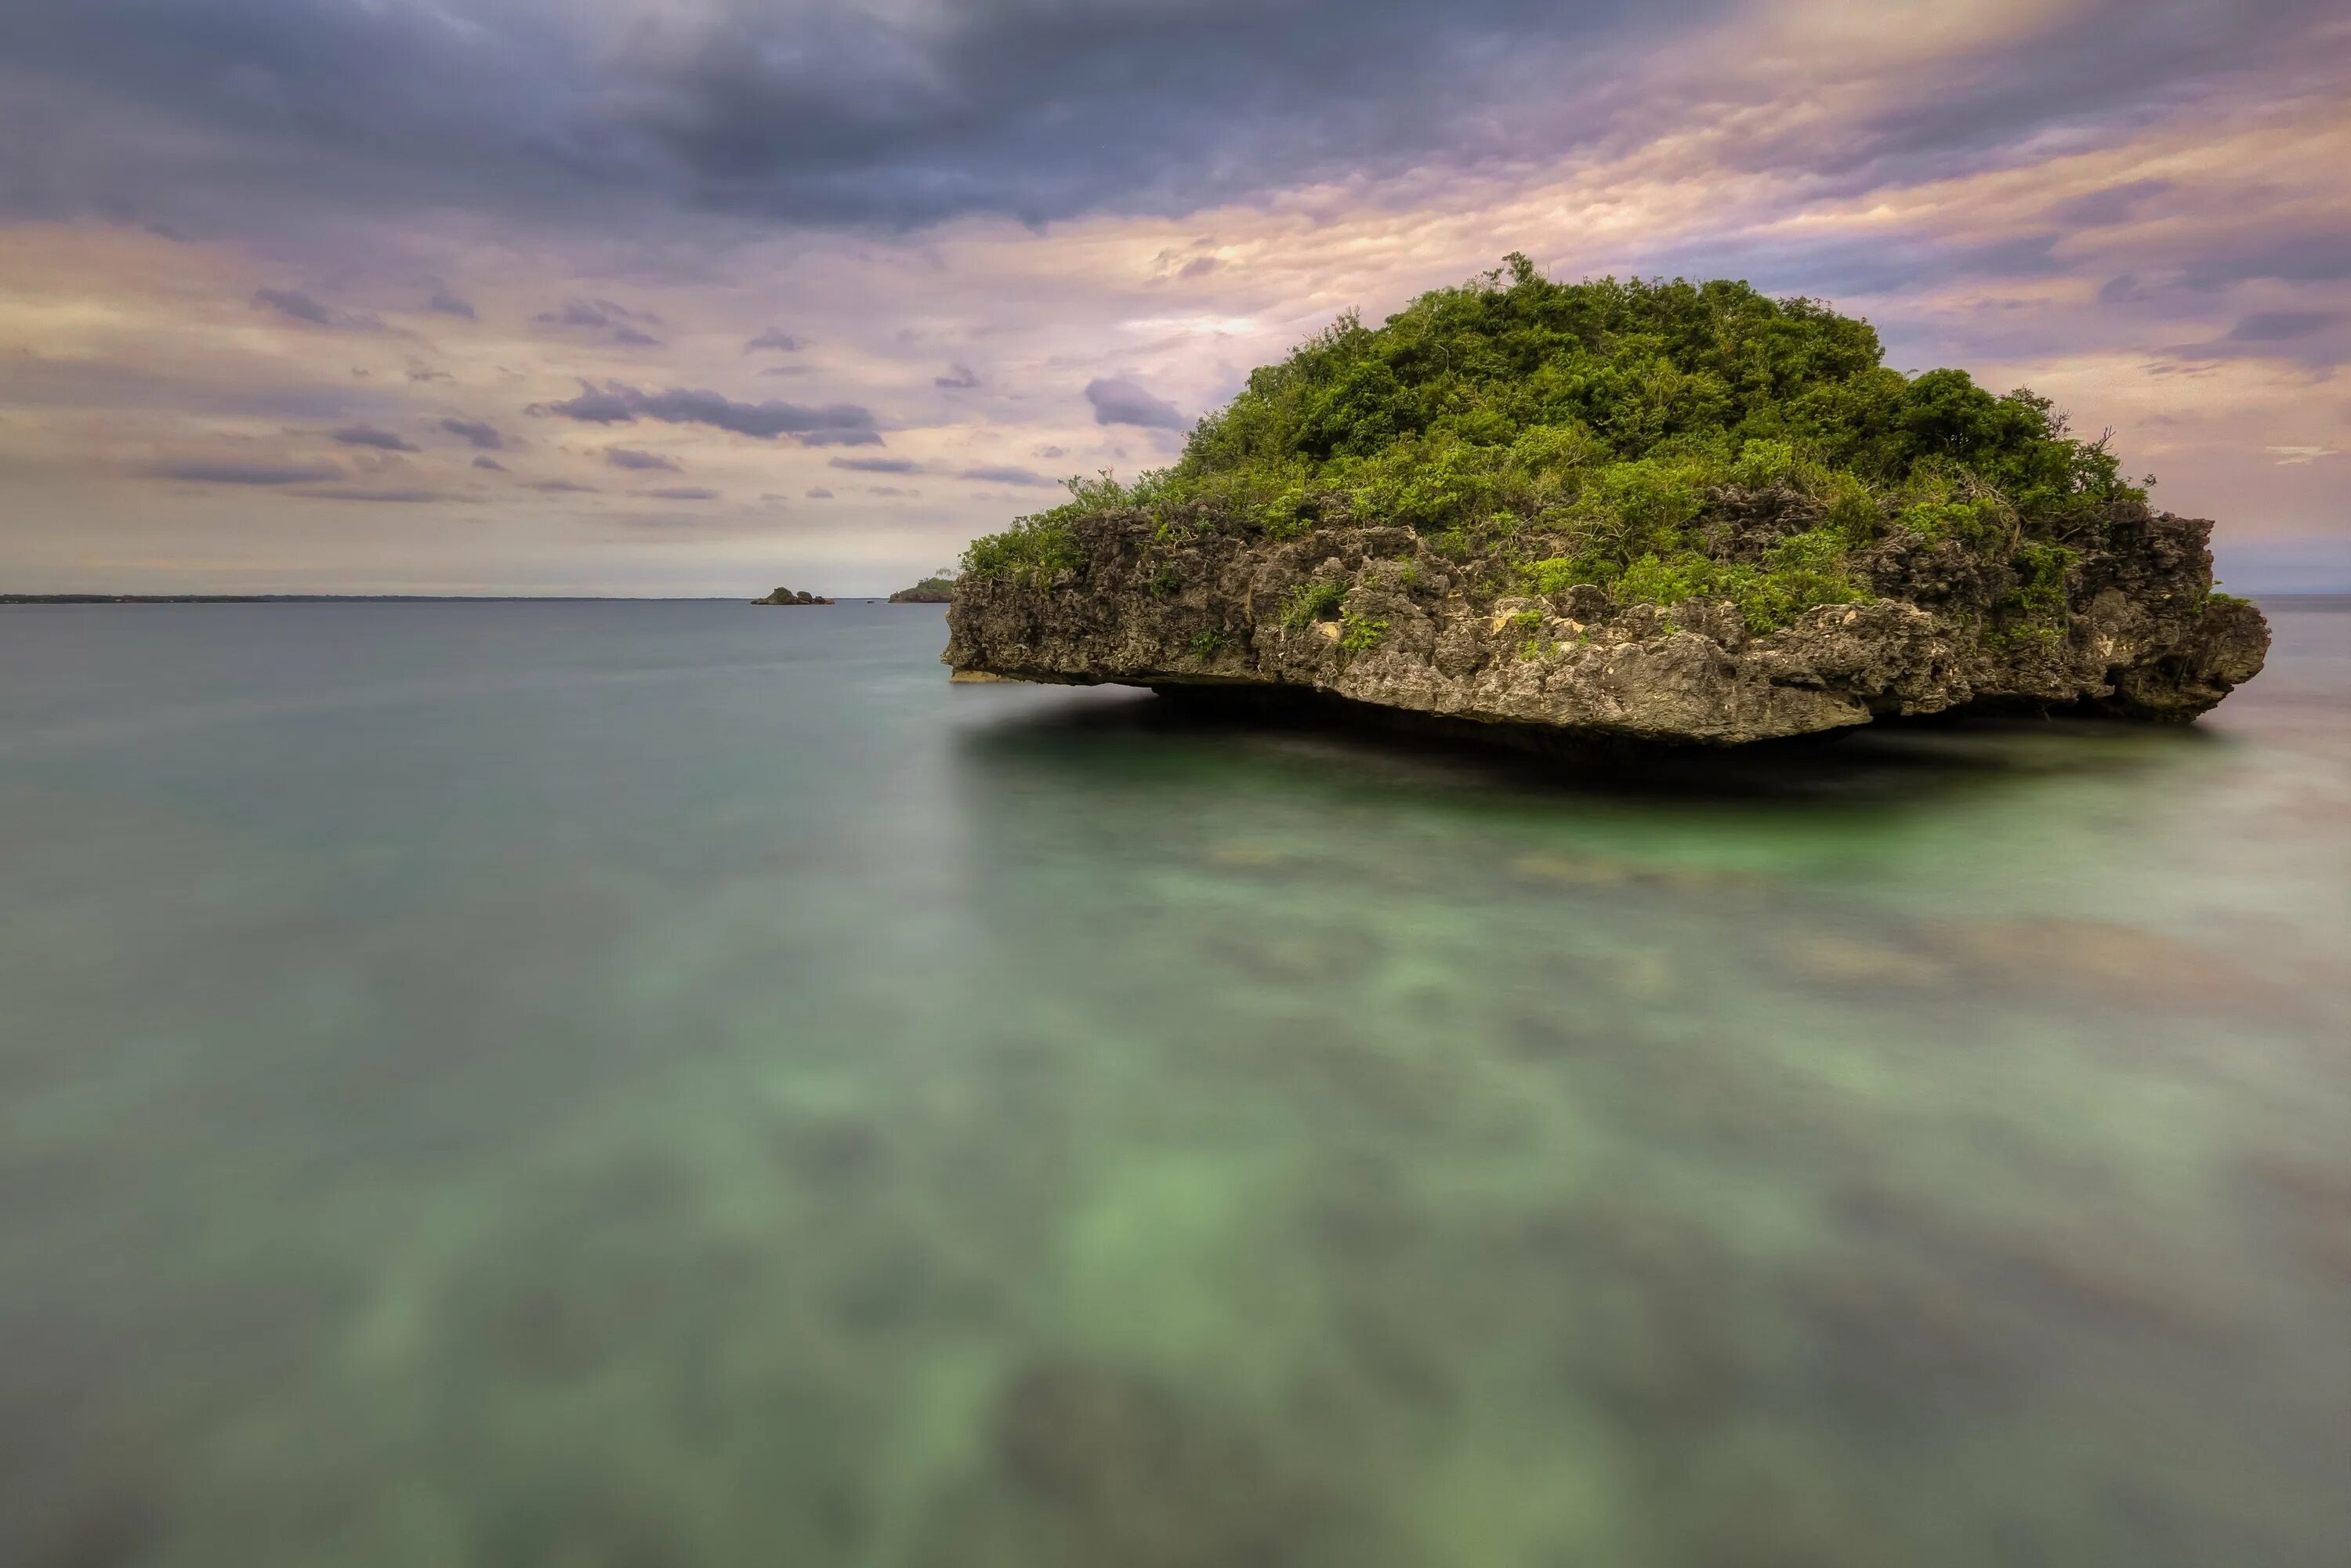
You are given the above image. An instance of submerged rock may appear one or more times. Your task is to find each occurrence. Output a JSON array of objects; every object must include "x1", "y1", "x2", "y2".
[
  {"x1": 943, "y1": 502, "x2": 2266, "y2": 745},
  {"x1": 755, "y1": 586, "x2": 835, "y2": 605}
]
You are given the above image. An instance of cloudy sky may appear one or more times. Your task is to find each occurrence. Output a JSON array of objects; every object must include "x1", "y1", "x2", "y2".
[{"x1": 2, "y1": 0, "x2": 2345, "y2": 596}]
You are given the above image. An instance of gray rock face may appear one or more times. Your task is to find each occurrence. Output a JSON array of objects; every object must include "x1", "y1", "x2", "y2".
[{"x1": 942, "y1": 498, "x2": 2268, "y2": 745}]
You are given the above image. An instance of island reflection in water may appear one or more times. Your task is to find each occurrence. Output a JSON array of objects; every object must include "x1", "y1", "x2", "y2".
[{"x1": 0, "y1": 599, "x2": 2342, "y2": 1566}]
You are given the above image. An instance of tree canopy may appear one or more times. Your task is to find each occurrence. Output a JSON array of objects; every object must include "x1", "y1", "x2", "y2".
[{"x1": 964, "y1": 258, "x2": 2145, "y2": 634}]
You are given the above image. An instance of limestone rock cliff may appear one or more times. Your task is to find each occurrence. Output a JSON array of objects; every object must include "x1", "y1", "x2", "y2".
[{"x1": 943, "y1": 497, "x2": 2267, "y2": 746}]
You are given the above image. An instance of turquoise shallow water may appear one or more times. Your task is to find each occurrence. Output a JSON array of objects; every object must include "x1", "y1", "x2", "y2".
[{"x1": 1, "y1": 600, "x2": 2346, "y2": 1566}]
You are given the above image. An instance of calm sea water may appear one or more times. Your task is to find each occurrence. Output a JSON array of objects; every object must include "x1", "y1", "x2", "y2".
[{"x1": 2, "y1": 600, "x2": 2345, "y2": 1567}]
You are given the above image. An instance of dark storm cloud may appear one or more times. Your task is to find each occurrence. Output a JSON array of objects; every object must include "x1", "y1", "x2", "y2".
[
  {"x1": 828, "y1": 456, "x2": 920, "y2": 473},
  {"x1": 331, "y1": 424, "x2": 418, "y2": 451},
  {"x1": 426, "y1": 288, "x2": 475, "y2": 320},
  {"x1": 143, "y1": 458, "x2": 341, "y2": 485},
  {"x1": 1085, "y1": 377, "x2": 1186, "y2": 430},
  {"x1": 0, "y1": 0, "x2": 1716, "y2": 230},
  {"x1": 440, "y1": 417, "x2": 503, "y2": 450},
  {"x1": 523, "y1": 479, "x2": 600, "y2": 493},
  {"x1": 935, "y1": 364, "x2": 980, "y2": 389},
  {"x1": 607, "y1": 447, "x2": 680, "y2": 472},
  {"x1": 646, "y1": 486, "x2": 719, "y2": 500},
  {"x1": 7, "y1": 0, "x2": 2335, "y2": 235},
  {"x1": 744, "y1": 328, "x2": 803, "y2": 353},
  {"x1": 533, "y1": 382, "x2": 880, "y2": 444},
  {"x1": 805, "y1": 487, "x2": 833, "y2": 498},
  {"x1": 473, "y1": 455, "x2": 507, "y2": 471},
  {"x1": 611, "y1": 325, "x2": 664, "y2": 347}
]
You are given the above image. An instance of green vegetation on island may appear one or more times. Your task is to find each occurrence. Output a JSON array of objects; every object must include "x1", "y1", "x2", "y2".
[
  {"x1": 962, "y1": 255, "x2": 2147, "y2": 636},
  {"x1": 889, "y1": 573, "x2": 960, "y2": 603}
]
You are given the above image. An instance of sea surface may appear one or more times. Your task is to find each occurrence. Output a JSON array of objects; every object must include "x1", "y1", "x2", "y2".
[{"x1": 2, "y1": 599, "x2": 2345, "y2": 1567}]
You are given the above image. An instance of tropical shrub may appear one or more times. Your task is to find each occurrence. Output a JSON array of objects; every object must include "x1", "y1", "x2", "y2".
[{"x1": 962, "y1": 257, "x2": 2146, "y2": 634}]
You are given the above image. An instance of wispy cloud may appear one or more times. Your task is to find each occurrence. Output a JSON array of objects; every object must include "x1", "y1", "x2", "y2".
[
  {"x1": 2227, "y1": 311, "x2": 2338, "y2": 342},
  {"x1": 252, "y1": 288, "x2": 384, "y2": 331},
  {"x1": 302, "y1": 487, "x2": 456, "y2": 503},
  {"x1": 958, "y1": 464, "x2": 1057, "y2": 487},
  {"x1": 440, "y1": 418, "x2": 503, "y2": 450},
  {"x1": 534, "y1": 299, "x2": 665, "y2": 347},
  {"x1": 607, "y1": 447, "x2": 682, "y2": 472},
  {"x1": 144, "y1": 459, "x2": 342, "y2": 487},
  {"x1": 332, "y1": 425, "x2": 418, "y2": 452},
  {"x1": 534, "y1": 382, "x2": 881, "y2": 444}
]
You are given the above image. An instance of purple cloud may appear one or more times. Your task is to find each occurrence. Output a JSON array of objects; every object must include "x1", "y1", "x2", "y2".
[
  {"x1": 2226, "y1": 310, "x2": 2338, "y2": 342},
  {"x1": 332, "y1": 425, "x2": 418, "y2": 451},
  {"x1": 607, "y1": 447, "x2": 681, "y2": 471},
  {"x1": 534, "y1": 382, "x2": 880, "y2": 444},
  {"x1": 958, "y1": 464, "x2": 1056, "y2": 487},
  {"x1": 440, "y1": 418, "x2": 504, "y2": 449},
  {"x1": 252, "y1": 288, "x2": 386, "y2": 332},
  {"x1": 1085, "y1": 377, "x2": 1187, "y2": 430}
]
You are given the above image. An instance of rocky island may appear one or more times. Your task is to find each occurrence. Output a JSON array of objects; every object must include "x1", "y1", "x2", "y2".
[
  {"x1": 755, "y1": 587, "x2": 834, "y2": 605},
  {"x1": 889, "y1": 574, "x2": 958, "y2": 603},
  {"x1": 944, "y1": 259, "x2": 2267, "y2": 745}
]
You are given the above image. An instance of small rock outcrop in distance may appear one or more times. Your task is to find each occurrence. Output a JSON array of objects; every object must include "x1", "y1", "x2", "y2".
[
  {"x1": 755, "y1": 587, "x2": 834, "y2": 605},
  {"x1": 943, "y1": 261, "x2": 2267, "y2": 745},
  {"x1": 889, "y1": 574, "x2": 958, "y2": 603}
]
